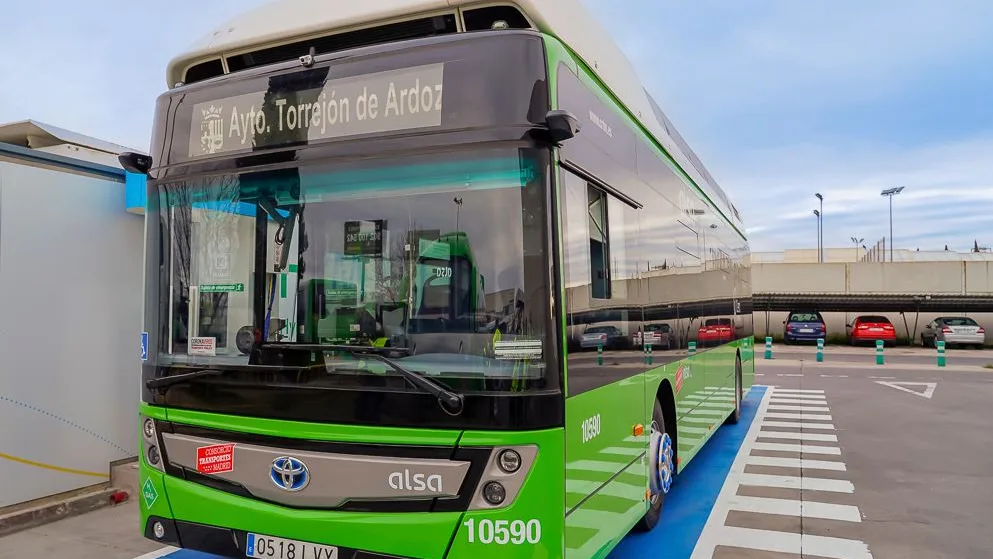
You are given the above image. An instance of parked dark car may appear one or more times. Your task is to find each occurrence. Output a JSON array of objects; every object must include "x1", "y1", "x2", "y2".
[{"x1": 783, "y1": 311, "x2": 826, "y2": 344}]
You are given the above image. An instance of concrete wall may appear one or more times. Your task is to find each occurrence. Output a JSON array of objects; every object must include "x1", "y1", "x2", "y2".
[
  {"x1": 752, "y1": 261, "x2": 993, "y2": 344},
  {"x1": 753, "y1": 262, "x2": 993, "y2": 295},
  {"x1": 0, "y1": 160, "x2": 143, "y2": 508}
]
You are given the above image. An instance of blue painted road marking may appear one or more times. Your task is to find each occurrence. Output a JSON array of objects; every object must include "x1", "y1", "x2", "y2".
[{"x1": 608, "y1": 385, "x2": 767, "y2": 559}]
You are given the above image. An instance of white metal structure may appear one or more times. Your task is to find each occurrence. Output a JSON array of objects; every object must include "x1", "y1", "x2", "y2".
[{"x1": 167, "y1": 0, "x2": 743, "y2": 232}]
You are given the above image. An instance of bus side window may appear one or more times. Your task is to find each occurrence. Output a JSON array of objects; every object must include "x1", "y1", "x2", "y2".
[{"x1": 587, "y1": 185, "x2": 611, "y2": 299}]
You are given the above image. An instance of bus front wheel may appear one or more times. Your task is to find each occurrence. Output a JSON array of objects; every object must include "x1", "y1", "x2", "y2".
[{"x1": 634, "y1": 398, "x2": 672, "y2": 532}]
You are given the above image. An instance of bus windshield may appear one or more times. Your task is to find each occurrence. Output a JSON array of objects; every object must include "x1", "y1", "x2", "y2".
[{"x1": 145, "y1": 146, "x2": 552, "y2": 393}]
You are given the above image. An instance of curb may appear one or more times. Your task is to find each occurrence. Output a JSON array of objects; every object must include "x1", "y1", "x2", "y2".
[
  {"x1": 757, "y1": 358, "x2": 985, "y2": 373},
  {"x1": 0, "y1": 486, "x2": 128, "y2": 538}
]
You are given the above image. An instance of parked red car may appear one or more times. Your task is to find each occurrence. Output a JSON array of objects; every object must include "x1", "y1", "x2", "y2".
[
  {"x1": 697, "y1": 318, "x2": 734, "y2": 347},
  {"x1": 848, "y1": 315, "x2": 897, "y2": 346}
]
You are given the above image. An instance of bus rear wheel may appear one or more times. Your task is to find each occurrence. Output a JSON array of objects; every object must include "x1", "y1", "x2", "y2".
[{"x1": 634, "y1": 398, "x2": 673, "y2": 532}]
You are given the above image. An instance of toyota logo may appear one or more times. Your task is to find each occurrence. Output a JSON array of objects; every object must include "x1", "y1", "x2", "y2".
[{"x1": 269, "y1": 456, "x2": 310, "y2": 492}]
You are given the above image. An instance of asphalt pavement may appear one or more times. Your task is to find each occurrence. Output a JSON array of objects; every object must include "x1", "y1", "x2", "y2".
[{"x1": 754, "y1": 360, "x2": 993, "y2": 559}]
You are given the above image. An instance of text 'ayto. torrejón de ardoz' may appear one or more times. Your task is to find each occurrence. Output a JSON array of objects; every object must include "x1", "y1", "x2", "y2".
[{"x1": 189, "y1": 63, "x2": 445, "y2": 158}]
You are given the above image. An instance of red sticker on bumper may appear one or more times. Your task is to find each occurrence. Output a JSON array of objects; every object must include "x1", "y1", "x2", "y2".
[
  {"x1": 675, "y1": 365, "x2": 684, "y2": 394},
  {"x1": 196, "y1": 443, "x2": 235, "y2": 474}
]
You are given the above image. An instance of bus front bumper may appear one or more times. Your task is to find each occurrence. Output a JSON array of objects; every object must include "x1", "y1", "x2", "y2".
[{"x1": 144, "y1": 515, "x2": 406, "y2": 559}]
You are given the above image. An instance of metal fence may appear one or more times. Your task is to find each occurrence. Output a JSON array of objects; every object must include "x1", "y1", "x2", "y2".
[{"x1": 860, "y1": 237, "x2": 886, "y2": 262}]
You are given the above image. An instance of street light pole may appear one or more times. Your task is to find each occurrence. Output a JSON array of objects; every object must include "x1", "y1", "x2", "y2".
[
  {"x1": 850, "y1": 236, "x2": 864, "y2": 262},
  {"x1": 880, "y1": 187, "x2": 905, "y2": 262},
  {"x1": 813, "y1": 210, "x2": 821, "y2": 261},
  {"x1": 815, "y1": 193, "x2": 824, "y2": 262}
]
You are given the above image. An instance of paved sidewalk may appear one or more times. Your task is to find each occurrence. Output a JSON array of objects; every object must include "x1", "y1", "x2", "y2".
[
  {"x1": 0, "y1": 500, "x2": 163, "y2": 559},
  {"x1": 758, "y1": 357, "x2": 986, "y2": 372},
  {"x1": 763, "y1": 344, "x2": 991, "y2": 357}
]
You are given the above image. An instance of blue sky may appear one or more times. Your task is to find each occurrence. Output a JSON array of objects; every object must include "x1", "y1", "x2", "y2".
[{"x1": 1, "y1": 0, "x2": 991, "y2": 252}]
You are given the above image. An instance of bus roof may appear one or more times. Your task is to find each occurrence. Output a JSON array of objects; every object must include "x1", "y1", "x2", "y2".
[{"x1": 168, "y1": 0, "x2": 743, "y2": 231}]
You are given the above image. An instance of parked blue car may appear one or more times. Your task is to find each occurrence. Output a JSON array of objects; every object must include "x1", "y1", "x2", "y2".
[{"x1": 783, "y1": 311, "x2": 826, "y2": 344}]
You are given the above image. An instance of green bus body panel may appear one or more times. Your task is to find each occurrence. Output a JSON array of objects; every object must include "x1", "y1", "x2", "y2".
[
  {"x1": 447, "y1": 429, "x2": 566, "y2": 559},
  {"x1": 542, "y1": 35, "x2": 744, "y2": 238},
  {"x1": 563, "y1": 379, "x2": 648, "y2": 557},
  {"x1": 565, "y1": 460, "x2": 647, "y2": 558},
  {"x1": 139, "y1": 411, "x2": 566, "y2": 559},
  {"x1": 563, "y1": 376, "x2": 646, "y2": 512},
  {"x1": 156, "y1": 405, "x2": 463, "y2": 446}
]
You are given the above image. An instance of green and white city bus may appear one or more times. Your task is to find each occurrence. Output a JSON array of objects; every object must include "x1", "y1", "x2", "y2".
[{"x1": 125, "y1": 1, "x2": 754, "y2": 558}]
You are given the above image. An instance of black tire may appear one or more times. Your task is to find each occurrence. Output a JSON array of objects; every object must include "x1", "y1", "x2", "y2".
[
  {"x1": 724, "y1": 354, "x2": 743, "y2": 425},
  {"x1": 634, "y1": 398, "x2": 670, "y2": 532}
]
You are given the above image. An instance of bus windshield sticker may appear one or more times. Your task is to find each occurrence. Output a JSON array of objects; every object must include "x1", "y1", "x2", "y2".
[
  {"x1": 189, "y1": 63, "x2": 445, "y2": 159},
  {"x1": 189, "y1": 336, "x2": 217, "y2": 356}
]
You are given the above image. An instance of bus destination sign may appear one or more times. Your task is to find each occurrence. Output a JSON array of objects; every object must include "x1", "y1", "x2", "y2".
[
  {"x1": 189, "y1": 63, "x2": 446, "y2": 159},
  {"x1": 344, "y1": 220, "x2": 385, "y2": 257}
]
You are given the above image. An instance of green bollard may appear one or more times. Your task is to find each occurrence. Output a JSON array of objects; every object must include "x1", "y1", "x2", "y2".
[
  {"x1": 764, "y1": 336, "x2": 773, "y2": 359},
  {"x1": 875, "y1": 339, "x2": 885, "y2": 365},
  {"x1": 597, "y1": 343, "x2": 603, "y2": 366},
  {"x1": 689, "y1": 341, "x2": 697, "y2": 356},
  {"x1": 816, "y1": 338, "x2": 824, "y2": 362},
  {"x1": 937, "y1": 340, "x2": 946, "y2": 367},
  {"x1": 647, "y1": 343, "x2": 653, "y2": 365}
]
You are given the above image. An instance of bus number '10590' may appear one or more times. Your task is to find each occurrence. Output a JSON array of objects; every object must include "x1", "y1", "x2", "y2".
[
  {"x1": 463, "y1": 519, "x2": 541, "y2": 545},
  {"x1": 581, "y1": 413, "x2": 601, "y2": 443}
]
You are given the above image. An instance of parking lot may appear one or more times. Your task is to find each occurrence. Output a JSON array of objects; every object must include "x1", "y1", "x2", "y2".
[
  {"x1": 615, "y1": 347, "x2": 993, "y2": 559},
  {"x1": 3, "y1": 347, "x2": 991, "y2": 559}
]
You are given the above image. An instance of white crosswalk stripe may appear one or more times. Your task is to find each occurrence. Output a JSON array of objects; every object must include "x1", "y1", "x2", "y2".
[
  {"x1": 762, "y1": 420, "x2": 836, "y2": 430},
  {"x1": 765, "y1": 411, "x2": 833, "y2": 420},
  {"x1": 767, "y1": 404, "x2": 832, "y2": 412},
  {"x1": 745, "y1": 455, "x2": 847, "y2": 471},
  {"x1": 758, "y1": 430, "x2": 839, "y2": 442},
  {"x1": 691, "y1": 385, "x2": 874, "y2": 558}
]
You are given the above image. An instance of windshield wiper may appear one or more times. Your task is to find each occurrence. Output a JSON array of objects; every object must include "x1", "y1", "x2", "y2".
[
  {"x1": 264, "y1": 343, "x2": 464, "y2": 415},
  {"x1": 146, "y1": 369, "x2": 225, "y2": 390}
]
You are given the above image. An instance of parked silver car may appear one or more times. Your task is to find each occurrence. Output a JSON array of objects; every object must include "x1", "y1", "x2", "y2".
[{"x1": 921, "y1": 317, "x2": 986, "y2": 348}]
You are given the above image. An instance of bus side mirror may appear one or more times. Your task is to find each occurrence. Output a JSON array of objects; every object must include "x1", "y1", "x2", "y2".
[
  {"x1": 119, "y1": 151, "x2": 153, "y2": 174},
  {"x1": 544, "y1": 110, "x2": 580, "y2": 143}
]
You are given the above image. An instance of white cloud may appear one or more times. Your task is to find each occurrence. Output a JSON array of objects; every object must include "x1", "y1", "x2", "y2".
[
  {"x1": 0, "y1": 1, "x2": 272, "y2": 151},
  {"x1": 723, "y1": 134, "x2": 993, "y2": 252},
  {"x1": 580, "y1": 0, "x2": 993, "y2": 253}
]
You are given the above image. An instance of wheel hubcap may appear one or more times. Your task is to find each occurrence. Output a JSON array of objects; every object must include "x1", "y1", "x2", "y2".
[{"x1": 649, "y1": 421, "x2": 674, "y2": 498}]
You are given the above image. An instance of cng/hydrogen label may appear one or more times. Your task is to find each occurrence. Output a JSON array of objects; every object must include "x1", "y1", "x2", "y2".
[
  {"x1": 141, "y1": 478, "x2": 158, "y2": 508},
  {"x1": 196, "y1": 443, "x2": 235, "y2": 474}
]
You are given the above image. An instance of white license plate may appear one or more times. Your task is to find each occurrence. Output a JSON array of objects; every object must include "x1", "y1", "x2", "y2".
[
  {"x1": 869, "y1": 328, "x2": 882, "y2": 331},
  {"x1": 800, "y1": 328, "x2": 814, "y2": 333},
  {"x1": 247, "y1": 533, "x2": 338, "y2": 559}
]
